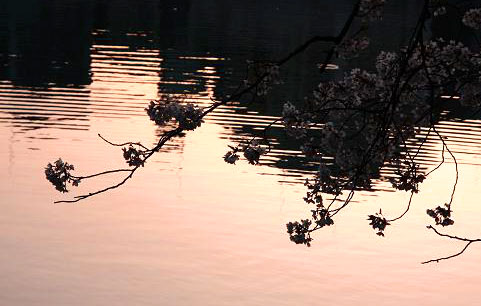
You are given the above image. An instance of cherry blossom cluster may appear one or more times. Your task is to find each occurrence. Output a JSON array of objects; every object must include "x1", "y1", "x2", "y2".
[
  {"x1": 462, "y1": 8, "x2": 481, "y2": 30},
  {"x1": 284, "y1": 35, "x2": 481, "y2": 241},
  {"x1": 389, "y1": 160, "x2": 425, "y2": 193},
  {"x1": 146, "y1": 97, "x2": 203, "y2": 130},
  {"x1": 408, "y1": 39, "x2": 481, "y2": 107},
  {"x1": 223, "y1": 140, "x2": 267, "y2": 165},
  {"x1": 243, "y1": 140, "x2": 266, "y2": 165},
  {"x1": 367, "y1": 210, "x2": 390, "y2": 236},
  {"x1": 426, "y1": 204, "x2": 454, "y2": 226},
  {"x1": 286, "y1": 219, "x2": 313, "y2": 246},
  {"x1": 244, "y1": 61, "x2": 281, "y2": 96},
  {"x1": 281, "y1": 102, "x2": 310, "y2": 139},
  {"x1": 432, "y1": 6, "x2": 446, "y2": 17},
  {"x1": 45, "y1": 159, "x2": 80, "y2": 193},
  {"x1": 122, "y1": 145, "x2": 147, "y2": 167}
]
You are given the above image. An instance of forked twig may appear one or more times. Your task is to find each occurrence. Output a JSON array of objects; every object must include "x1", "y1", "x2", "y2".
[{"x1": 422, "y1": 226, "x2": 481, "y2": 264}]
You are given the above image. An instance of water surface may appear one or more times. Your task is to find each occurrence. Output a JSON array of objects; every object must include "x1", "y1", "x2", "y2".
[{"x1": 1, "y1": 1, "x2": 481, "y2": 305}]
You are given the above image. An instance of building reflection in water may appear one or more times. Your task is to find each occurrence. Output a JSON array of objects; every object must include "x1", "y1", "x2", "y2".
[{"x1": 1, "y1": 0, "x2": 481, "y2": 181}]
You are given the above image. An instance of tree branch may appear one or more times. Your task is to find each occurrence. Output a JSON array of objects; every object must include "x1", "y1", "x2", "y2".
[{"x1": 422, "y1": 225, "x2": 481, "y2": 264}]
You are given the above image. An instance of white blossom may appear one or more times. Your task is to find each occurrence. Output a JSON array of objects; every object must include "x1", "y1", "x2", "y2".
[
  {"x1": 463, "y1": 8, "x2": 481, "y2": 29},
  {"x1": 376, "y1": 51, "x2": 398, "y2": 77},
  {"x1": 282, "y1": 101, "x2": 309, "y2": 139},
  {"x1": 433, "y1": 6, "x2": 446, "y2": 17},
  {"x1": 282, "y1": 101, "x2": 298, "y2": 118}
]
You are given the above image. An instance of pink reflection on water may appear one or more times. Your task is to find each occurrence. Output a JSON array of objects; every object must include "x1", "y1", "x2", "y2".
[{"x1": 1, "y1": 44, "x2": 481, "y2": 306}]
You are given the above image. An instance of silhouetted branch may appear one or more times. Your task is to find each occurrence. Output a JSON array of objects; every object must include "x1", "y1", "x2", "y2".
[
  {"x1": 433, "y1": 126, "x2": 459, "y2": 208},
  {"x1": 388, "y1": 190, "x2": 414, "y2": 222},
  {"x1": 98, "y1": 133, "x2": 149, "y2": 151},
  {"x1": 71, "y1": 169, "x2": 132, "y2": 180},
  {"x1": 46, "y1": 0, "x2": 481, "y2": 263},
  {"x1": 422, "y1": 225, "x2": 481, "y2": 264},
  {"x1": 53, "y1": 127, "x2": 182, "y2": 203},
  {"x1": 55, "y1": 167, "x2": 139, "y2": 204},
  {"x1": 49, "y1": 0, "x2": 365, "y2": 203}
]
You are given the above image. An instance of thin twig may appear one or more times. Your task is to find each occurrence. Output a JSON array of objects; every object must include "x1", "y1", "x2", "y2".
[
  {"x1": 388, "y1": 190, "x2": 414, "y2": 222},
  {"x1": 98, "y1": 133, "x2": 149, "y2": 151},
  {"x1": 422, "y1": 225, "x2": 481, "y2": 264},
  {"x1": 433, "y1": 126, "x2": 458, "y2": 207},
  {"x1": 55, "y1": 167, "x2": 139, "y2": 204},
  {"x1": 71, "y1": 168, "x2": 132, "y2": 180}
]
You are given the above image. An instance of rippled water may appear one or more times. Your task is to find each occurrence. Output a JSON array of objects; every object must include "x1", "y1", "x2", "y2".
[{"x1": 1, "y1": 1, "x2": 481, "y2": 305}]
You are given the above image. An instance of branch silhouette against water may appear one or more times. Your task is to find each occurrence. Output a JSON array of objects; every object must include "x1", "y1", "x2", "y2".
[
  {"x1": 422, "y1": 226, "x2": 481, "y2": 264},
  {"x1": 45, "y1": 0, "x2": 481, "y2": 262},
  {"x1": 47, "y1": 0, "x2": 364, "y2": 204}
]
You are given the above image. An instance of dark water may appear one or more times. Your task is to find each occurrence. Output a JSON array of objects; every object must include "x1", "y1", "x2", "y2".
[
  {"x1": 1, "y1": 1, "x2": 481, "y2": 305},
  {"x1": 2, "y1": 1, "x2": 481, "y2": 173}
]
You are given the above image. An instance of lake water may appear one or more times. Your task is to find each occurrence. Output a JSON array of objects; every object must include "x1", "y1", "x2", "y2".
[{"x1": 1, "y1": 1, "x2": 481, "y2": 305}]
